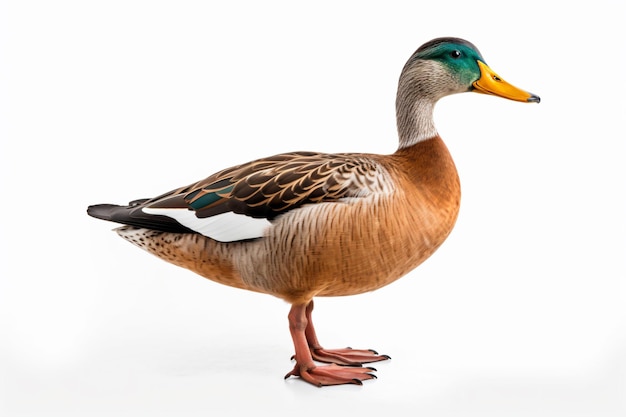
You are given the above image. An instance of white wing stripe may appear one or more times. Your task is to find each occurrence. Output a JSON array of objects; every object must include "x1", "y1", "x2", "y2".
[{"x1": 142, "y1": 207, "x2": 271, "y2": 242}]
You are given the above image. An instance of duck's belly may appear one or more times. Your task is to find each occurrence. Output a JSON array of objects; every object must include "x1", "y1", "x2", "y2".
[
  {"x1": 116, "y1": 191, "x2": 459, "y2": 304},
  {"x1": 234, "y1": 193, "x2": 459, "y2": 303}
]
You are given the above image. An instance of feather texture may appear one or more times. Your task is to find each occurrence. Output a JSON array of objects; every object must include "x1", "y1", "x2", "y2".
[
  {"x1": 88, "y1": 151, "x2": 395, "y2": 240},
  {"x1": 138, "y1": 151, "x2": 394, "y2": 236}
]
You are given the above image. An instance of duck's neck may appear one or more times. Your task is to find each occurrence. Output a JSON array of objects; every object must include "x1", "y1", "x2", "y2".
[
  {"x1": 395, "y1": 97, "x2": 437, "y2": 149},
  {"x1": 395, "y1": 60, "x2": 448, "y2": 149}
]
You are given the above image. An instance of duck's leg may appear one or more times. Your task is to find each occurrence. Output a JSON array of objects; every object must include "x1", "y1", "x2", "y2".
[
  {"x1": 284, "y1": 302, "x2": 377, "y2": 386},
  {"x1": 303, "y1": 300, "x2": 391, "y2": 366}
]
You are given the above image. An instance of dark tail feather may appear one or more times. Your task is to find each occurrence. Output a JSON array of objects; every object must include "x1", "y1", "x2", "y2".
[{"x1": 87, "y1": 200, "x2": 193, "y2": 233}]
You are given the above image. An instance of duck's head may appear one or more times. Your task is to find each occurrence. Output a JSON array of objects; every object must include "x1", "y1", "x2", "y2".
[
  {"x1": 401, "y1": 37, "x2": 540, "y2": 103},
  {"x1": 396, "y1": 37, "x2": 539, "y2": 146}
]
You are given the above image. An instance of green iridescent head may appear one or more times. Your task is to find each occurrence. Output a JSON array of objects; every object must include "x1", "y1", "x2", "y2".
[{"x1": 414, "y1": 37, "x2": 484, "y2": 87}]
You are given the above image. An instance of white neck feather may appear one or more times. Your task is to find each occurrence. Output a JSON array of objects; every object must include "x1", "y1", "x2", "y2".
[
  {"x1": 396, "y1": 99, "x2": 437, "y2": 148},
  {"x1": 395, "y1": 60, "x2": 458, "y2": 149}
]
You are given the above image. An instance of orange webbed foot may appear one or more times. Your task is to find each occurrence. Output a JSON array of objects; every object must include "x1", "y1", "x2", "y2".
[
  {"x1": 290, "y1": 347, "x2": 390, "y2": 366},
  {"x1": 285, "y1": 363, "x2": 377, "y2": 387},
  {"x1": 311, "y1": 347, "x2": 391, "y2": 366}
]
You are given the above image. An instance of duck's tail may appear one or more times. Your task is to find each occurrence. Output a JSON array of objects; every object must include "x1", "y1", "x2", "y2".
[{"x1": 87, "y1": 199, "x2": 193, "y2": 233}]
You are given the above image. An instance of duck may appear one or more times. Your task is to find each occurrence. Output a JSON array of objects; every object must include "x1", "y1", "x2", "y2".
[{"x1": 87, "y1": 37, "x2": 539, "y2": 387}]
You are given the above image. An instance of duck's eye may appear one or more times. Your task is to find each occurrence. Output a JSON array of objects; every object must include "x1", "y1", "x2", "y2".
[{"x1": 450, "y1": 50, "x2": 461, "y2": 59}]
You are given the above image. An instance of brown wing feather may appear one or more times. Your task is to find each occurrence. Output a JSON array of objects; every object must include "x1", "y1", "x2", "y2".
[{"x1": 146, "y1": 151, "x2": 393, "y2": 220}]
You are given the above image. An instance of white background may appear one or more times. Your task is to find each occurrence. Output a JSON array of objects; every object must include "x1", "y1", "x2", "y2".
[{"x1": 1, "y1": 1, "x2": 624, "y2": 416}]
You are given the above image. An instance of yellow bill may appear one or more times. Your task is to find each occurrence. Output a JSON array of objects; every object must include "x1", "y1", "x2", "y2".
[{"x1": 473, "y1": 60, "x2": 540, "y2": 103}]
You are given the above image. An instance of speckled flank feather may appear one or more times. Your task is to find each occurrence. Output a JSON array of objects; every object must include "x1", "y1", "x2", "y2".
[{"x1": 116, "y1": 226, "x2": 249, "y2": 291}]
